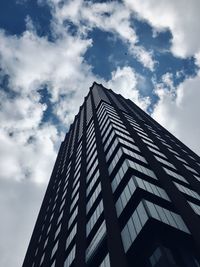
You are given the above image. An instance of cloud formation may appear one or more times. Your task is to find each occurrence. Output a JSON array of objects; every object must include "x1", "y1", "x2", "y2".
[
  {"x1": 0, "y1": 179, "x2": 46, "y2": 267},
  {"x1": 124, "y1": 0, "x2": 200, "y2": 58},
  {"x1": 107, "y1": 66, "x2": 150, "y2": 110},
  {"x1": 152, "y1": 71, "x2": 200, "y2": 155},
  {"x1": 48, "y1": 0, "x2": 156, "y2": 70}
]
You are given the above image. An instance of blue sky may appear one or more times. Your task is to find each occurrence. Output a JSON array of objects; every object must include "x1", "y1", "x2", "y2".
[{"x1": 0, "y1": 1, "x2": 200, "y2": 266}]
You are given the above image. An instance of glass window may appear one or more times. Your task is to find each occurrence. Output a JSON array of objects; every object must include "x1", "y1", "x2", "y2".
[
  {"x1": 86, "y1": 95, "x2": 93, "y2": 124},
  {"x1": 155, "y1": 155, "x2": 176, "y2": 170},
  {"x1": 118, "y1": 137, "x2": 140, "y2": 152},
  {"x1": 86, "y1": 143, "x2": 97, "y2": 163},
  {"x1": 103, "y1": 130, "x2": 116, "y2": 151},
  {"x1": 87, "y1": 150, "x2": 98, "y2": 172},
  {"x1": 149, "y1": 247, "x2": 162, "y2": 266},
  {"x1": 86, "y1": 122, "x2": 94, "y2": 136},
  {"x1": 122, "y1": 147, "x2": 147, "y2": 163},
  {"x1": 121, "y1": 201, "x2": 148, "y2": 252},
  {"x1": 163, "y1": 167, "x2": 188, "y2": 184},
  {"x1": 99, "y1": 253, "x2": 110, "y2": 267},
  {"x1": 148, "y1": 146, "x2": 167, "y2": 159},
  {"x1": 57, "y1": 211, "x2": 64, "y2": 225},
  {"x1": 68, "y1": 207, "x2": 78, "y2": 229},
  {"x1": 194, "y1": 175, "x2": 200, "y2": 182},
  {"x1": 184, "y1": 164, "x2": 199, "y2": 175},
  {"x1": 156, "y1": 136, "x2": 166, "y2": 143},
  {"x1": 102, "y1": 123, "x2": 130, "y2": 144},
  {"x1": 44, "y1": 237, "x2": 49, "y2": 249},
  {"x1": 99, "y1": 109, "x2": 120, "y2": 127},
  {"x1": 116, "y1": 176, "x2": 170, "y2": 216},
  {"x1": 35, "y1": 247, "x2": 39, "y2": 257},
  {"x1": 188, "y1": 201, "x2": 200, "y2": 216},
  {"x1": 87, "y1": 183, "x2": 102, "y2": 213},
  {"x1": 132, "y1": 123, "x2": 147, "y2": 134},
  {"x1": 101, "y1": 117, "x2": 126, "y2": 137},
  {"x1": 51, "y1": 240, "x2": 58, "y2": 259},
  {"x1": 115, "y1": 178, "x2": 136, "y2": 216},
  {"x1": 168, "y1": 148, "x2": 179, "y2": 156},
  {"x1": 128, "y1": 160, "x2": 157, "y2": 179},
  {"x1": 86, "y1": 123, "x2": 94, "y2": 139},
  {"x1": 108, "y1": 148, "x2": 123, "y2": 175},
  {"x1": 98, "y1": 105, "x2": 118, "y2": 125},
  {"x1": 64, "y1": 245, "x2": 76, "y2": 267},
  {"x1": 51, "y1": 260, "x2": 56, "y2": 267},
  {"x1": 40, "y1": 253, "x2": 45, "y2": 266},
  {"x1": 74, "y1": 154, "x2": 82, "y2": 170},
  {"x1": 46, "y1": 224, "x2": 51, "y2": 235},
  {"x1": 66, "y1": 223, "x2": 77, "y2": 249},
  {"x1": 59, "y1": 199, "x2": 66, "y2": 213},
  {"x1": 74, "y1": 165, "x2": 81, "y2": 181},
  {"x1": 86, "y1": 220, "x2": 106, "y2": 263},
  {"x1": 111, "y1": 159, "x2": 157, "y2": 192},
  {"x1": 137, "y1": 132, "x2": 152, "y2": 143},
  {"x1": 71, "y1": 181, "x2": 80, "y2": 199},
  {"x1": 86, "y1": 131, "x2": 96, "y2": 149},
  {"x1": 72, "y1": 172, "x2": 80, "y2": 189},
  {"x1": 87, "y1": 120, "x2": 94, "y2": 133},
  {"x1": 162, "y1": 142, "x2": 172, "y2": 149},
  {"x1": 62, "y1": 187, "x2": 68, "y2": 202},
  {"x1": 149, "y1": 246, "x2": 176, "y2": 267},
  {"x1": 86, "y1": 137, "x2": 96, "y2": 156},
  {"x1": 175, "y1": 155, "x2": 187, "y2": 164},
  {"x1": 87, "y1": 200, "x2": 104, "y2": 236},
  {"x1": 142, "y1": 139, "x2": 159, "y2": 150},
  {"x1": 76, "y1": 143, "x2": 82, "y2": 158},
  {"x1": 121, "y1": 200, "x2": 190, "y2": 253},
  {"x1": 106, "y1": 138, "x2": 140, "y2": 163},
  {"x1": 70, "y1": 192, "x2": 79, "y2": 212},
  {"x1": 173, "y1": 182, "x2": 200, "y2": 200},
  {"x1": 87, "y1": 170, "x2": 100, "y2": 196},
  {"x1": 86, "y1": 159, "x2": 98, "y2": 183},
  {"x1": 54, "y1": 224, "x2": 61, "y2": 240},
  {"x1": 145, "y1": 200, "x2": 190, "y2": 233}
]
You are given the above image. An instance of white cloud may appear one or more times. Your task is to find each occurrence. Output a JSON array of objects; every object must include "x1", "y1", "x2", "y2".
[
  {"x1": 47, "y1": 0, "x2": 156, "y2": 71},
  {"x1": 152, "y1": 72, "x2": 200, "y2": 155},
  {"x1": 52, "y1": 0, "x2": 138, "y2": 43},
  {"x1": 124, "y1": 0, "x2": 200, "y2": 59},
  {"x1": 130, "y1": 45, "x2": 156, "y2": 71},
  {"x1": 0, "y1": 29, "x2": 92, "y2": 97},
  {"x1": 0, "y1": 179, "x2": 46, "y2": 267},
  {"x1": 107, "y1": 66, "x2": 150, "y2": 110},
  {"x1": 195, "y1": 51, "x2": 200, "y2": 67}
]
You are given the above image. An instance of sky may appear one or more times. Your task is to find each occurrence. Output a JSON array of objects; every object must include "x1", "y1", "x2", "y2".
[{"x1": 0, "y1": 0, "x2": 200, "y2": 266}]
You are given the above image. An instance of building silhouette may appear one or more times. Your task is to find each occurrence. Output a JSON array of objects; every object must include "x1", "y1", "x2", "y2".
[{"x1": 23, "y1": 82, "x2": 200, "y2": 267}]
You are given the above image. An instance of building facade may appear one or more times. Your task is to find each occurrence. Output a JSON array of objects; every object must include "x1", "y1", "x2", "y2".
[{"x1": 23, "y1": 82, "x2": 200, "y2": 267}]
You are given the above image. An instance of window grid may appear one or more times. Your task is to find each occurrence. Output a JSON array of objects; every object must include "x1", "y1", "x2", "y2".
[
  {"x1": 111, "y1": 159, "x2": 157, "y2": 192},
  {"x1": 115, "y1": 176, "x2": 170, "y2": 216},
  {"x1": 87, "y1": 200, "x2": 104, "y2": 236},
  {"x1": 64, "y1": 245, "x2": 76, "y2": 267}
]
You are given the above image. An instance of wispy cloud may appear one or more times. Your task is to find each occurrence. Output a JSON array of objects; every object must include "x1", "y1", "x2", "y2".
[{"x1": 124, "y1": 0, "x2": 200, "y2": 59}]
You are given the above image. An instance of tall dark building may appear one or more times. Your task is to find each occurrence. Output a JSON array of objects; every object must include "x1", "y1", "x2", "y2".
[{"x1": 23, "y1": 82, "x2": 200, "y2": 267}]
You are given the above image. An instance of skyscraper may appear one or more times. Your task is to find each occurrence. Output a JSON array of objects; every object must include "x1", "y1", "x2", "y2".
[{"x1": 23, "y1": 82, "x2": 200, "y2": 267}]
